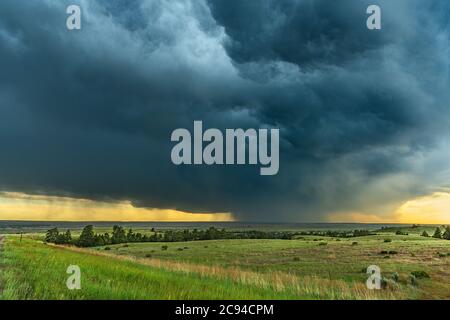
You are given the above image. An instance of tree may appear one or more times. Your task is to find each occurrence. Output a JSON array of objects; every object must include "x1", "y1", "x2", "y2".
[
  {"x1": 443, "y1": 227, "x2": 450, "y2": 240},
  {"x1": 126, "y1": 229, "x2": 135, "y2": 242},
  {"x1": 111, "y1": 225, "x2": 127, "y2": 244},
  {"x1": 432, "y1": 227, "x2": 442, "y2": 239},
  {"x1": 45, "y1": 228, "x2": 59, "y2": 243},
  {"x1": 78, "y1": 225, "x2": 96, "y2": 247},
  {"x1": 64, "y1": 230, "x2": 72, "y2": 243},
  {"x1": 421, "y1": 230, "x2": 429, "y2": 237}
]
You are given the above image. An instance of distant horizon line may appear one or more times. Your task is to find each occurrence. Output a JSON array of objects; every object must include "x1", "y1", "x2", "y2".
[{"x1": 0, "y1": 219, "x2": 443, "y2": 226}]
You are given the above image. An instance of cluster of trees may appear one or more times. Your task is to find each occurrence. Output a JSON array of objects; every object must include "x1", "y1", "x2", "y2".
[
  {"x1": 296, "y1": 229, "x2": 374, "y2": 238},
  {"x1": 45, "y1": 225, "x2": 150, "y2": 247},
  {"x1": 44, "y1": 225, "x2": 298, "y2": 247},
  {"x1": 422, "y1": 226, "x2": 450, "y2": 240},
  {"x1": 77, "y1": 225, "x2": 154, "y2": 247},
  {"x1": 45, "y1": 225, "x2": 449, "y2": 248},
  {"x1": 45, "y1": 228, "x2": 72, "y2": 244}
]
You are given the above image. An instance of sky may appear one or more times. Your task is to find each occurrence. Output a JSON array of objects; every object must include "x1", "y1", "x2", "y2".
[{"x1": 0, "y1": 0, "x2": 449, "y2": 223}]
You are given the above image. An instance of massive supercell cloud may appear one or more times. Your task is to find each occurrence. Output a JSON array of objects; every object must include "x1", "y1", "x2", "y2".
[{"x1": 0, "y1": 0, "x2": 449, "y2": 221}]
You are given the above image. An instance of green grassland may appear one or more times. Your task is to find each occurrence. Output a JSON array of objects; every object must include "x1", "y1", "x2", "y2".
[{"x1": 0, "y1": 227, "x2": 449, "y2": 300}]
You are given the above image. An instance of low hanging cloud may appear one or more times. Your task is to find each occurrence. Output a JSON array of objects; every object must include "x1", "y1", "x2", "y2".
[{"x1": 0, "y1": 0, "x2": 449, "y2": 221}]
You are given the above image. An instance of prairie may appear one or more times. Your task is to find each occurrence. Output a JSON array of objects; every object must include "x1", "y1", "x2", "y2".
[{"x1": 0, "y1": 225, "x2": 448, "y2": 300}]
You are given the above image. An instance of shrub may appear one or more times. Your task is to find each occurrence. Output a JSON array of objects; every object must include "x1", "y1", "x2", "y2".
[
  {"x1": 122, "y1": 244, "x2": 129, "y2": 248},
  {"x1": 293, "y1": 257, "x2": 300, "y2": 262},
  {"x1": 411, "y1": 271, "x2": 430, "y2": 279},
  {"x1": 352, "y1": 242, "x2": 358, "y2": 246},
  {"x1": 177, "y1": 248, "x2": 184, "y2": 251},
  {"x1": 161, "y1": 245, "x2": 168, "y2": 251},
  {"x1": 432, "y1": 227, "x2": 442, "y2": 239},
  {"x1": 421, "y1": 231, "x2": 429, "y2": 237},
  {"x1": 383, "y1": 256, "x2": 390, "y2": 259},
  {"x1": 443, "y1": 227, "x2": 450, "y2": 240},
  {"x1": 145, "y1": 253, "x2": 152, "y2": 258},
  {"x1": 319, "y1": 242, "x2": 327, "y2": 246},
  {"x1": 383, "y1": 278, "x2": 400, "y2": 290},
  {"x1": 104, "y1": 247, "x2": 111, "y2": 251},
  {"x1": 438, "y1": 252, "x2": 446, "y2": 258},
  {"x1": 409, "y1": 274, "x2": 418, "y2": 286},
  {"x1": 384, "y1": 239, "x2": 392, "y2": 243},
  {"x1": 379, "y1": 250, "x2": 388, "y2": 255},
  {"x1": 184, "y1": 246, "x2": 189, "y2": 249},
  {"x1": 388, "y1": 251, "x2": 398, "y2": 255},
  {"x1": 391, "y1": 272, "x2": 399, "y2": 282}
]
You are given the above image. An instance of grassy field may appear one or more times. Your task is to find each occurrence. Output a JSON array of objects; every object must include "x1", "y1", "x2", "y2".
[{"x1": 0, "y1": 226, "x2": 449, "y2": 300}]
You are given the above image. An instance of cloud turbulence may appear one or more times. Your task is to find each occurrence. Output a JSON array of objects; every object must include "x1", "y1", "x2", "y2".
[{"x1": 0, "y1": 0, "x2": 449, "y2": 221}]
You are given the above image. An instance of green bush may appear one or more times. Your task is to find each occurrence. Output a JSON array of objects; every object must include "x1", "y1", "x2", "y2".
[
  {"x1": 391, "y1": 272, "x2": 399, "y2": 282},
  {"x1": 104, "y1": 247, "x2": 111, "y2": 251},
  {"x1": 352, "y1": 242, "x2": 358, "y2": 246},
  {"x1": 161, "y1": 245, "x2": 168, "y2": 251},
  {"x1": 432, "y1": 227, "x2": 442, "y2": 239},
  {"x1": 411, "y1": 271, "x2": 430, "y2": 279},
  {"x1": 384, "y1": 239, "x2": 392, "y2": 243},
  {"x1": 409, "y1": 274, "x2": 418, "y2": 286},
  {"x1": 383, "y1": 278, "x2": 400, "y2": 290}
]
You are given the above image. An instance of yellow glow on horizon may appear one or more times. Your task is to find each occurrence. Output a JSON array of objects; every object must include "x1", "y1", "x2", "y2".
[
  {"x1": 395, "y1": 192, "x2": 450, "y2": 224},
  {"x1": 0, "y1": 192, "x2": 234, "y2": 222},
  {"x1": 328, "y1": 192, "x2": 450, "y2": 224},
  {"x1": 1, "y1": 191, "x2": 449, "y2": 224}
]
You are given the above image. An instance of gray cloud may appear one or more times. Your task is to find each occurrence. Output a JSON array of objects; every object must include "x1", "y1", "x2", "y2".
[{"x1": 0, "y1": 0, "x2": 449, "y2": 221}]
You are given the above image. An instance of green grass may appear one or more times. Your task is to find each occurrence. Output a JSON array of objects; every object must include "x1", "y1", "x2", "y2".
[
  {"x1": 0, "y1": 236, "x2": 417, "y2": 300},
  {"x1": 1, "y1": 232, "x2": 449, "y2": 300},
  {"x1": 1, "y1": 237, "x2": 304, "y2": 299},
  {"x1": 94, "y1": 233, "x2": 450, "y2": 299}
]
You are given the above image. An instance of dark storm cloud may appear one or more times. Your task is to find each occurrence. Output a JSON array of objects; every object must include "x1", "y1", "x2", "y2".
[{"x1": 0, "y1": 0, "x2": 449, "y2": 221}]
